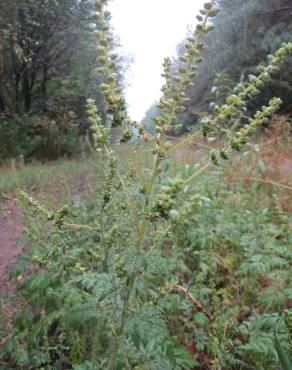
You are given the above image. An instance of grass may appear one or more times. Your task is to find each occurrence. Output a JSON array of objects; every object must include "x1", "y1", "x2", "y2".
[{"x1": 0, "y1": 155, "x2": 99, "y2": 208}]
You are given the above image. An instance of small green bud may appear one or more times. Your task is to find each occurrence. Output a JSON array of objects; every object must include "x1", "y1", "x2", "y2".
[
  {"x1": 179, "y1": 67, "x2": 188, "y2": 74},
  {"x1": 189, "y1": 71, "x2": 198, "y2": 78},
  {"x1": 120, "y1": 128, "x2": 132, "y2": 143},
  {"x1": 211, "y1": 150, "x2": 219, "y2": 165},
  {"x1": 196, "y1": 42, "x2": 205, "y2": 50},
  {"x1": 100, "y1": 38, "x2": 109, "y2": 47},
  {"x1": 175, "y1": 106, "x2": 185, "y2": 114},
  {"x1": 95, "y1": 1, "x2": 102, "y2": 12},
  {"x1": 94, "y1": 31, "x2": 102, "y2": 39},
  {"x1": 204, "y1": 2, "x2": 213, "y2": 10},
  {"x1": 208, "y1": 8, "x2": 220, "y2": 17},
  {"x1": 107, "y1": 74, "x2": 117, "y2": 84},
  {"x1": 205, "y1": 25, "x2": 215, "y2": 32},
  {"x1": 220, "y1": 148, "x2": 229, "y2": 160},
  {"x1": 98, "y1": 56, "x2": 108, "y2": 65},
  {"x1": 196, "y1": 24, "x2": 204, "y2": 32}
]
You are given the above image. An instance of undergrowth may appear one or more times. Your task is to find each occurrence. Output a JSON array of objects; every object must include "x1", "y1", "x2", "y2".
[
  {"x1": 1, "y1": 1, "x2": 291, "y2": 369},
  {"x1": 0, "y1": 156, "x2": 98, "y2": 204}
]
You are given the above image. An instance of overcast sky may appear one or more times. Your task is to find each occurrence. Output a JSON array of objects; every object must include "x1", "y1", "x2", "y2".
[{"x1": 108, "y1": 0, "x2": 205, "y2": 121}]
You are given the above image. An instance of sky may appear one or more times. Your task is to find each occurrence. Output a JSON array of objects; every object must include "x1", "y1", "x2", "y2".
[{"x1": 108, "y1": 0, "x2": 205, "y2": 122}]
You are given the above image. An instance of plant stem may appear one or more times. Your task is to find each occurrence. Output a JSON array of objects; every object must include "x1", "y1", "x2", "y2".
[
  {"x1": 184, "y1": 161, "x2": 212, "y2": 185},
  {"x1": 108, "y1": 151, "x2": 160, "y2": 369},
  {"x1": 168, "y1": 128, "x2": 203, "y2": 153}
]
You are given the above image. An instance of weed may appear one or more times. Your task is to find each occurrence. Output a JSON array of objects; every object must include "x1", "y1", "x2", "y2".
[{"x1": 1, "y1": 1, "x2": 292, "y2": 369}]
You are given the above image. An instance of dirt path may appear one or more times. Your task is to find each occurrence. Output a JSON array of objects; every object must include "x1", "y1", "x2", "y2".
[
  {"x1": 0, "y1": 174, "x2": 92, "y2": 295},
  {"x1": 0, "y1": 197, "x2": 25, "y2": 294}
]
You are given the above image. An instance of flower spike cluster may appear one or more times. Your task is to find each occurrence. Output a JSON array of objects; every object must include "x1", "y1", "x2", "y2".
[
  {"x1": 20, "y1": 191, "x2": 69, "y2": 229},
  {"x1": 86, "y1": 98, "x2": 110, "y2": 147},
  {"x1": 150, "y1": 177, "x2": 184, "y2": 219},
  {"x1": 155, "y1": 1, "x2": 219, "y2": 134},
  {"x1": 203, "y1": 42, "x2": 292, "y2": 136},
  {"x1": 93, "y1": 0, "x2": 128, "y2": 129},
  {"x1": 211, "y1": 97, "x2": 282, "y2": 164}
]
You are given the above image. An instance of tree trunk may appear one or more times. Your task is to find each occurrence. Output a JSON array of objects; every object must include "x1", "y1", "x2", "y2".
[
  {"x1": 0, "y1": 39, "x2": 6, "y2": 112},
  {"x1": 15, "y1": 73, "x2": 20, "y2": 113},
  {"x1": 42, "y1": 64, "x2": 48, "y2": 113},
  {"x1": 23, "y1": 70, "x2": 34, "y2": 112}
]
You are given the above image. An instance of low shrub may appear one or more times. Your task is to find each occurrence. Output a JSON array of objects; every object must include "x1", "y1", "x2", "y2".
[{"x1": 0, "y1": 114, "x2": 90, "y2": 163}]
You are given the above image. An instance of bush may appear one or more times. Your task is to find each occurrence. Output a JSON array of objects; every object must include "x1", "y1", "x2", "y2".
[
  {"x1": 0, "y1": 114, "x2": 36, "y2": 162},
  {"x1": 0, "y1": 114, "x2": 90, "y2": 163}
]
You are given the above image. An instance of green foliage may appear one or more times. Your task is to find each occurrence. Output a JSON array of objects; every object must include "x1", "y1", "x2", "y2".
[
  {"x1": 1, "y1": 1, "x2": 292, "y2": 369},
  {"x1": 274, "y1": 316, "x2": 292, "y2": 370},
  {"x1": 0, "y1": 114, "x2": 90, "y2": 163}
]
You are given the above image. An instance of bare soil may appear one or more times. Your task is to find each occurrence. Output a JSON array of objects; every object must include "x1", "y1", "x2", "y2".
[{"x1": 0, "y1": 197, "x2": 25, "y2": 294}]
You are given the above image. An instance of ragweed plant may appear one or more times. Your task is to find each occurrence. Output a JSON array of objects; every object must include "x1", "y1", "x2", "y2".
[{"x1": 2, "y1": 1, "x2": 292, "y2": 370}]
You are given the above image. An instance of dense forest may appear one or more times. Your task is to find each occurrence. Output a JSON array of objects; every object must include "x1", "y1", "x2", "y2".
[
  {"x1": 0, "y1": 1, "x2": 291, "y2": 369},
  {"x1": 0, "y1": 0, "x2": 125, "y2": 161}
]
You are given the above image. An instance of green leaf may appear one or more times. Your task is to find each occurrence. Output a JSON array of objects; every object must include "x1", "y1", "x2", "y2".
[
  {"x1": 274, "y1": 318, "x2": 292, "y2": 370},
  {"x1": 174, "y1": 347, "x2": 199, "y2": 369},
  {"x1": 258, "y1": 159, "x2": 266, "y2": 175}
]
